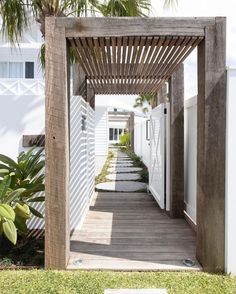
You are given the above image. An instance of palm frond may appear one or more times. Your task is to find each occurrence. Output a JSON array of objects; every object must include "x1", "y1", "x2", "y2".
[{"x1": 0, "y1": 0, "x2": 29, "y2": 44}]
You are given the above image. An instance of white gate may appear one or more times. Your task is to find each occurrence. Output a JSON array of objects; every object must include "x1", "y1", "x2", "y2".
[{"x1": 149, "y1": 103, "x2": 170, "y2": 210}]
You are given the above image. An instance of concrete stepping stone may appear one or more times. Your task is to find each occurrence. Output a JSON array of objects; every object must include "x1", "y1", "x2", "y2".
[
  {"x1": 110, "y1": 160, "x2": 133, "y2": 164},
  {"x1": 107, "y1": 167, "x2": 142, "y2": 173},
  {"x1": 109, "y1": 163, "x2": 133, "y2": 167},
  {"x1": 112, "y1": 158, "x2": 132, "y2": 162},
  {"x1": 96, "y1": 181, "x2": 147, "y2": 192},
  {"x1": 106, "y1": 173, "x2": 141, "y2": 181}
]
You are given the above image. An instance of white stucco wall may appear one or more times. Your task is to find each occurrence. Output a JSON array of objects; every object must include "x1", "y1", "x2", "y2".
[
  {"x1": 225, "y1": 68, "x2": 236, "y2": 275},
  {"x1": 0, "y1": 79, "x2": 45, "y2": 159}
]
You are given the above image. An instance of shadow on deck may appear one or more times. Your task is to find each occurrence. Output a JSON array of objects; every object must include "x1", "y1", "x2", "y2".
[{"x1": 68, "y1": 192, "x2": 201, "y2": 270}]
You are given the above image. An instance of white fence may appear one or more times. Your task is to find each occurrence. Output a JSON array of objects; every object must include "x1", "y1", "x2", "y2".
[
  {"x1": 225, "y1": 68, "x2": 236, "y2": 275},
  {"x1": 94, "y1": 106, "x2": 108, "y2": 176},
  {"x1": 0, "y1": 79, "x2": 95, "y2": 231},
  {"x1": 70, "y1": 96, "x2": 95, "y2": 231},
  {"x1": 134, "y1": 116, "x2": 150, "y2": 167},
  {"x1": 184, "y1": 96, "x2": 197, "y2": 224}
]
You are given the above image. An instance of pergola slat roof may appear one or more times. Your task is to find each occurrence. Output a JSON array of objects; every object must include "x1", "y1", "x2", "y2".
[{"x1": 69, "y1": 35, "x2": 203, "y2": 94}]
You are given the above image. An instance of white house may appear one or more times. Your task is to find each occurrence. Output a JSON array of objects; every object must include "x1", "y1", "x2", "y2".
[{"x1": 0, "y1": 17, "x2": 236, "y2": 274}]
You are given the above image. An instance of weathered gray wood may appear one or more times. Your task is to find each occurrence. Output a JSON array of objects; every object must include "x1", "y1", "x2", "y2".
[
  {"x1": 87, "y1": 84, "x2": 95, "y2": 110},
  {"x1": 127, "y1": 113, "x2": 135, "y2": 151},
  {"x1": 72, "y1": 62, "x2": 86, "y2": 97},
  {"x1": 157, "y1": 83, "x2": 167, "y2": 105},
  {"x1": 68, "y1": 192, "x2": 200, "y2": 271},
  {"x1": 197, "y1": 17, "x2": 226, "y2": 272},
  {"x1": 59, "y1": 17, "x2": 216, "y2": 38},
  {"x1": 22, "y1": 134, "x2": 45, "y2": 147},
  {"x1": 169, "y1": 64, "x2": 184, "y2": 218},
  {"x1": 69, "y1": 35, "x2": 199, "y2": 95},
  {"x1": 45, "y1": 17, "x2": 70, "y2": 269}
]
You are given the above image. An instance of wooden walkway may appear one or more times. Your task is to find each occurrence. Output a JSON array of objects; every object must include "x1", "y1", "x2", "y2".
[{"x1": 68, "y1": 192, "x2": 201, "y2": 270}]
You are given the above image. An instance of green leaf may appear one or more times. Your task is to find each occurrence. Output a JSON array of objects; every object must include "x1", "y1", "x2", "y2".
[
  {"x1": 0, "y1": 154, "x2": 18, "y2": 169},
  {"x1": 28, "y1": 196, "x2": 45, "y2": 202},
  {"x1": 14, "y1": 215, "x2": 28, "y2": 233},
  {"x1": 4, "y1": 188, "x2": 26, "y2": 204},
  {"x1": 2, "y1": 220, "x2": 17, "y2": 245},
  {"x1": 0, "y1": 175, "x2": 11, "y2": 199},
  {"x1": 0, "y1": 169, "x2": 9, "y2": 176},
  {"x1": 20, "y1": 183, "x2": 45, "y2": 198},
  {"x1": 15, "y1": 203, "x2": 31, "y2": 219},
  {"x1": 29, "y1": 206, "x2": 43, "y2": 218},
  {"x1": 0, "y1": 204, "x2": 15, "y2": 221}
]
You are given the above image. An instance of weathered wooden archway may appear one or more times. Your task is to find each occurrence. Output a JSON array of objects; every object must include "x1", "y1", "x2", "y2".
[{"x1": 45, "y1": 17, "x2": 226, "y2": 272}]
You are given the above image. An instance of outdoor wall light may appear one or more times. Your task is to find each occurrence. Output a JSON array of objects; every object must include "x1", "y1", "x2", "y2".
[{"x1": 81, "y1": 115, "x2": 87, "y2": 131}]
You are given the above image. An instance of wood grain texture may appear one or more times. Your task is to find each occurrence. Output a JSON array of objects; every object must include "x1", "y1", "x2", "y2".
[
  {"x1": 68, "y1": 35, "x2": 200, "y2": 95},
  {"x1": 197, "y1": 17, "x2": 226, "y2": 273},
  {"x1": 45, "y1": 17, "x2": 70, "y2": 269},
  {"x1": 61, "y1": 17, "x2": 216, "y2": 38},
  {"x1": 68, "y1": 192, "x2": 200, "y2": 271},
  {"x1": 169, "y1": 64, "x2": 184, "y2": 218}
]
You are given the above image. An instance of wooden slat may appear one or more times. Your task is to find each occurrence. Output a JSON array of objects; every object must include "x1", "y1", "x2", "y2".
[
  {"x1": 151, "y1": 37, "x2": 203, "y2": 94},
  {"x1": 69, "y1": 191, "x2": 201, "y2": 271},
  {"x1": 72, "y1": 35, "x2": 203, "y2": 95}
]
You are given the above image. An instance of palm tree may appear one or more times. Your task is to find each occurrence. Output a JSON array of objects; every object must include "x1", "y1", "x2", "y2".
[
  {"x1": 133, "y1": 94, "x2": 157, "y2": 113},
  {"x1": 97, "y1": 0, "x2": 151, "y2": 17},
  {"x1": 0, "y1": 1, "x2": 99, "y2": 44},
  {"x1": 0, "y1": 0, "x2": 176, "y2": 66},
  {"x1": 0, "y1": 0, "x2": 153, "y2": 44}
]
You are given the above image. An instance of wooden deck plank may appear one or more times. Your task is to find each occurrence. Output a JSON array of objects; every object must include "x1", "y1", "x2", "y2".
[{"x1": 69, "y1": 192, "x2": 201, "y2": 271}]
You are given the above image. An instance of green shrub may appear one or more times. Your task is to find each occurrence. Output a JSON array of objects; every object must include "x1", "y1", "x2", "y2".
[
  {"x1": 119, "y1": 132, "x2": 131, "y2": 147},
  {"x1": 0, "y1": 147, "x2": 45, "y2": 244}
]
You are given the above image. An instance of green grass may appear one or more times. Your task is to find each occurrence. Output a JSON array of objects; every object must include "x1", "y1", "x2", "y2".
[
  {"x1": 95, "y1": 151, "x2": 114, "y2": 185},
  {"x1": 122, "y1": 148, "x2": 149, "y2": 183},
  {"x1": 0, "y1": 270, "x2": 235, "y2": 294}
]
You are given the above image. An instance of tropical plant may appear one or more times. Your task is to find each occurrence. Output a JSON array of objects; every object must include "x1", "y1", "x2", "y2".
[
  {"x1": 133, "y1": 94, "x2": 157, "y2": 113},
  {"x1": 0, "y1": 174, "x2": 30, "y2": 244},
  {"x1": 119, "y1": 132, "x2": 131, "y2": 147},
  {"x1": 97, "y1": 0, "x2": 151, "y2": 17},
  {"x1": 0, "y1": 147, "x2": 45, "y2": 244}
]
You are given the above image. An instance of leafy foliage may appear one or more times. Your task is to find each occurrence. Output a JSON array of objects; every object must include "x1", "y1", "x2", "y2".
[
  {"x1": 119, "y1": 132, "x2": 131, "y2": 147},
  {"x1": 0, "y1": 147, "x2": 45, "y2": 244},
  {"x1": 133, "y1": 94, "x2": 157, "y2": 113},
  {"x1": 97, "y1": 0, "x2": 151, "y2": 17}
]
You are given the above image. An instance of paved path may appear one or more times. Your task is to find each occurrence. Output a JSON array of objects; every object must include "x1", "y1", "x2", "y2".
[
  {"x1": 95, "y1": 150, "x2": 146, "y2": 192},
  {"x1": 69, "y1": 191, "x2": 200, "y2": 270}
]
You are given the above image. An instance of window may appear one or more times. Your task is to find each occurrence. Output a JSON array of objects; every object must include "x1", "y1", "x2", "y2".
[
  {"x1": 25, "y1": 62, "x2": 34, "y2": 79},
  {"x1": 109, "y1": 128, "x2": 125, "y2": 142},
  {"x1": 0, "y1": 61, "x2": 34, "y2": 78},
  {"x1": 109, "y1": 128, "x2": 113, "y2": 140}
]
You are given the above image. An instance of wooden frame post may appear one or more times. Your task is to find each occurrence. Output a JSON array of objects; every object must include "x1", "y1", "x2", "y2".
[
  {"x1": 45, "y1": 17, "x2": 70, "y2": 269},
  {"x1": 157, "y1": 83, "x2": 167, "y2": 105},
  {"x1": 72, "y1": 63, "x2": 86, "y2": 97},
  {"x1": 197, "y1": 17, "x2": 226, "y2": 272},
  {"x1": 169, "y1": 64, "x2": 184, "y2": 218},
  {"x1": 87, "y1": 84, "x2": 95, "y2": 110}
]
